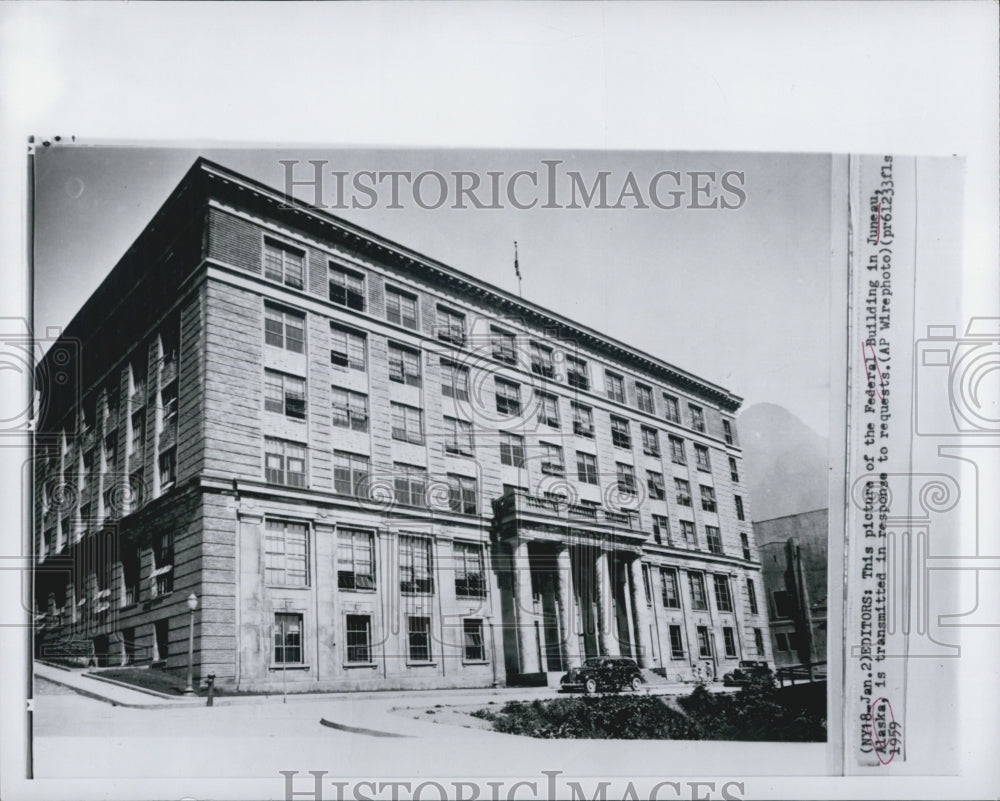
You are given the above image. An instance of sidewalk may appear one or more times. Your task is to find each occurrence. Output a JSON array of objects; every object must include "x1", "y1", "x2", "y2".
[{"x1": 34, "y1": 661, "x2": 202, "y2": 708}]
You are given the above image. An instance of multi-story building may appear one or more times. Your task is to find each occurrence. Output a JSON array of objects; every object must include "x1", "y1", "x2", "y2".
[
  {"x1": 33, "y1": 158, "x2": 772, "y2": 691},
  {"x1": 754, "y1": 509, "x2": 828, "y2": 672}
]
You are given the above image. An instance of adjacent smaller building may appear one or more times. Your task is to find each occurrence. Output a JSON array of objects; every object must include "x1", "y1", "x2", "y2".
[{"x1": 753, "y1": 509, "x2": 827, "y2": 672}]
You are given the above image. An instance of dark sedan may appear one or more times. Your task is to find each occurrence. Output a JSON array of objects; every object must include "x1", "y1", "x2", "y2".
[
  {"x1": 560, "y1": 657, "x2": 645, "y2": 694},
  {"x1": 722, "y1": 660, "x2": 774, "y2": 687}
]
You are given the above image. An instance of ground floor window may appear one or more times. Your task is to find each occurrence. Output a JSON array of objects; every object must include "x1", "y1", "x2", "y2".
[
  {"x1": 346, "y1": 614, "x2": 371, "y2": 663},
  {"x1": 723, "y1": 626, "x2": 737, "y2": 658},
  {"x1": 408, "y1": 615, "x2": 432, "y2": 662},
  {"x1": 154, "y1": 618, "x2": 169, "y2": 661},
  {"x1": 274, "y1": 612, "x2": 303, "y2": 664},
  {"x1": 669, "y1": 624, "x2": 685, "y2": 659},
  {"x1": 463, "y1": 619, "x2": 485, "y2": 661},
  {"x1": 696, "y1": 626, "x2": 713, "y2": 658},
  {"x1": 753, "y1": 627, "x2": 765, "y2": 657}
]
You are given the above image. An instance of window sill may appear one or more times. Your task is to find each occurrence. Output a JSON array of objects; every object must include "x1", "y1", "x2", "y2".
[
  {"x1": 265, "y1": 584, "x2": 311, "y2": 590},
  {"x1": 343, "y1": 662, "x2": 378, "y2": 669},
  {"x1": 269, "y1": 663, "x2": 310, "y2": 672},
  {"x1": 338, "y1": 586, "x2": 377, "y2": 594},
  {"x1": 461, "y1": 659, "x2": 489, "y2": 666},
  {"x1": 406, "y1": 661, "x2": 436, "y2": 668}
]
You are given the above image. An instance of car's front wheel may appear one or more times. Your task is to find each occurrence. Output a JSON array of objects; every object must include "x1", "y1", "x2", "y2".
[
  {"x1": 629, "y1": 676, "x2": 643, "y2": 692},
  {"x1": 584, "y1": 678, "x2": 597, "y2": 694}
]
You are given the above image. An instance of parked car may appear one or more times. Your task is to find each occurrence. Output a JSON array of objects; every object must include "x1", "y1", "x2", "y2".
[
  {"x1": 560, "y1": 657, "x2": 645, "y2": 694},
  {"x1": 722, "y1": 660, "x2": 774, "y2": 687}
]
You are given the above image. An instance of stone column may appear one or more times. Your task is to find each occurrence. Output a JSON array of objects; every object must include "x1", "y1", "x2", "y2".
[
  {"x1": 596, "y1": 547, "x2": 620, "y2": 657},
  {"x1": 556, "y1": 545, "x2": 579, "y2": 669},
  {"x1": 513, "y1": 538, "x2": 540, "y2": 673},
  {"x1": 629, "y1": 557, "x2": 654, "y2": 668}
]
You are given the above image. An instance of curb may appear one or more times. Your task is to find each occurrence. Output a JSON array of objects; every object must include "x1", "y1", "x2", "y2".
[
  {"x1": 319, "y1": 717, "x2": 411, "y2": 738},
  {"x1": 34, "y1": 670, "x2": 201, "y2": 709}
]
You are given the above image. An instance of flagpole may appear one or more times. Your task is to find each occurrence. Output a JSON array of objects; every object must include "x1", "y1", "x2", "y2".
[{"x1": 514, "y1": 240, "x2": 522, "y2": 298}]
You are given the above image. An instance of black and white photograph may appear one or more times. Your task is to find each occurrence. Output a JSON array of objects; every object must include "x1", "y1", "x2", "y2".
[{"x1": 0, "y1": 4, "x2": 996, "y2": 801}]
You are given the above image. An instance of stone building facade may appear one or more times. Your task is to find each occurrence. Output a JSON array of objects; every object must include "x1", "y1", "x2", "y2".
[{"x1": 33, "y1": 158, "x2": 772, "y2": 691}]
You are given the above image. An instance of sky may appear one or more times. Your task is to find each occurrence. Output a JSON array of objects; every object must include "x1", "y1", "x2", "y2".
[{"x1": 32, "y1": 145, "x2": 832, "y2": 438}]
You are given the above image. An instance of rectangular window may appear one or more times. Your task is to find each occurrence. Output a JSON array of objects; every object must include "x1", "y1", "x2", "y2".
[
  {"x1": 705, "y1": 525, "x2": 723, "y2": 555},
  {"x1": 669, "y1": 435, "x2": 686, "y2": 465},
  {"x1": 384, "y1": 285, "x2": 418, "y2": 328},
  {"x1": 436, "y1": 306, "x2": 466, "y2": 346},
  {"x1": 694, "y1": 444, "x2": 711, "y2": 472},
  {"x1": 388, "y1": 343, "x2": 421, "y2": 387},
  {"x1": 641, "y1": 426, "x2": 660, "y2": 457},
  {"x1": 540, "y1": 442, "x2": 564, "y2": 475},
  {"x1": 723, "y1": 627, "x2": 738, "y2": 658},
  {"x1": 536, "y1": 392, "x2": 560, "y2": 428},
  {"x1": 346, "y1": 614, "x2": 372, "y2": 663},
  {"x1": 463, "y1": 619, "x2": 485, "y2": 661},
  {"x1": 447, "y1": 474, "x2": 478, "y2": 514},
  {"x1": 700, "y1": 485, "x2": 717, "y2": 512},
  {"x1": 82, "y1": 450, "x2": 94, "y2": 489},
  {"x1": 529, "y1": 342, "x2": 555, "y2": 378},
  {"x1": 735, "y1": 496, "x2": 745, "y2": 521},
  {"x1": 680, "y1": 519, "x2": 696, "y2": 547},
  {"x1": 130, "y1": 411, "x2": 145, "y2": 456},
  {"x1": 576, "y1": 451, "x2": 598, "y2": 485},
  {"x1": 754, "y1": 628, "x2": 765, "y2": 657},
  {"x1": 391, "y1": 403, "x2": 424, "y2": 445},
  {"x1": 444, "y1": 417, "x2": 474, "y2": 456},
  {"x1": 152, "y1": 529, "x2": 173, "y2": 596},
  {"x1": 775, "y1": 632, "x2": 790, "y2": 652},
  {"x1": 610, "y1": 415, "x2": 631, "y2": 449},
  {"x1": 273, "y1": 612, "x2": 304, "y2": 664},
  {"x1": 661, "y1": 568, "x2": 680, "y2": 608},
  {"x1": 328, "y1": 263, "x2": 366, "y2": 311},
  {"x1": 499, "y1": 432, "x2": 525, "y2": 467},
  {"x1": 605, "y1": 371, "x2": 625, "y2": 403},
  {"x1": 264, "y1": 238, "x2": 305, "y2": 289},
  {"x1": 399, "y1": 534, "x2": 433, "y2": 593},
  {"x1": 669, "y1": 625, "x2": 685, "y2": 659},
  {"x1": 689, "y1": 573, "x2": 708, "y2": 610},
  {"x1": 491, "y1": 327, "x2": 517, "y2": 364},
  {"x1": 103, "y1": 432, "x2": 118, "y2": 473},
  {"x1": 265, "y1": 305, "x2": 305, "y2": 353},
  {"x1": 161, "y1": 382, "x2": 178, "y2": 427},
  {"x1": 740, "y1": 532, "x2": 751, "y2": 561},
  {"x1": 772, "y1": 589, "x2": 794, "y2": 619},
  {"x1": 121, "y1": 544, "x2": 140, "y2": 607},
  {"x1": 264, "y1": 438, "x2": 307, "y2": 488},
  {"x1": 265, "y1": 520, "x2": 309, "y2": 586},
  {"x1": 455, "y1": 542, "x2": 486, "y2": 598},
  {"x1": 729, "y1": 456, "x2": 740, "y2": 483},
  {"x1": 565, "y1": 355, "x2": 589, "y2": 390},
  {"x1": 697, "y1": 626, "x2": 713, "y2": 658},
  {"x1": 636, "y1": 383, "x2": 655, "y2": 414},
  {"x1": 571, "y1": 402, "x2": 593, "y2": 437},
  {"x1": 747, "y1": 578, "x2": 759, "y2": 615},
  {"x1": 330, "y1": 325, "x2": 366, "y2": 371},
  {"x1": 495, "y1": 378, "x2": 521, "y2": 416},
  {"x1": 713, "y1": 574, "x2": 733, "y2": 612},
  {"x1": 689, "y1": 404, "x2": 705, "y2": 432},
  {"x1": 674, "y1": 478, "x2": 692, "y2": 506},
  {"x1": 440, "y1": 359, "x2": 469, "y2": 401},
  {"x1": 394, "y1": 464, "x2": 427, "y2": 508},
  {"x1": 723, "y1": 419, "x2": 734, "y2": 445},
  {"x1": 652, "y1": 514, "x2": 669, "y2": 545},
  {"x1": 333, "y1": 451, "x2": 370, "y2": 498},
  {"x1": 407, "y1": 616, "x2": 432, "y2": 662},
  {"x1": 647, "y1": 470, "x2": 665, "y2": 500},
  {"x1": 264, "y1": 371, "x2": 306, "y2": 419},
  {"x1": 331, "y1": 388, "x2": 368, "y2": 432},
  {"x1": 663, "y1": 394, "x2": 680, "y2": 423},
  {"x1": 337, "y1": 528, "x2": 375, "y2": 590},
  {"x1": 158, "y1": 449, "x2": 176, "y2": 489},
  {"x1": 616, "y1": 462, "x2": 636, "y2": 494},
  {"x1": 129, "y1": 469, "x2": 145, "y2": 512}
]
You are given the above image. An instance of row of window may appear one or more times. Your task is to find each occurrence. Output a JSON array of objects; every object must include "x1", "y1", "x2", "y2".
[
  {"x1": 275, "y1": 611, "x2": 486, "y2": 666},
  {"x1": 265, "y1": 520, "x2": 486, "y2": 597},
  {"x1": 664, "y1": 623, "x2": 764, "y2": 660}
]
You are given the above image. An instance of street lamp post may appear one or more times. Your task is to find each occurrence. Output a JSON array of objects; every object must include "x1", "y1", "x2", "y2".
[{"x1": 183, "y1": 592, "x2": 198, "y2": 695}]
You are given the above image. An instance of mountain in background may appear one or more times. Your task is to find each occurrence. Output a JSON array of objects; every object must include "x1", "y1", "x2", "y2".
[{"x1": 737, "y1": 402, "x2": 829, "y2": 522}]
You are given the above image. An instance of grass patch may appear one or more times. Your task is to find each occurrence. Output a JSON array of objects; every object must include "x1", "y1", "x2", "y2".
[
  {"x1": 96, "y1": 667, "x2": 195, "y2": 695},
  {"x1": 472, "y1": 681, "x2": 825, "y2": 741}
]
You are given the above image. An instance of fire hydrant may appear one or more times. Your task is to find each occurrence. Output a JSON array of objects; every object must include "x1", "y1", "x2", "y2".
[{"x1": 205, "y1": 672, "x2": 216, "y2": 707}]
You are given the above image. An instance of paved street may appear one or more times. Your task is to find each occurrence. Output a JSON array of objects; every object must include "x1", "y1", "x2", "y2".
[{"x1": 32, "y1": 669, "x2": 825, "y2": 782}]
